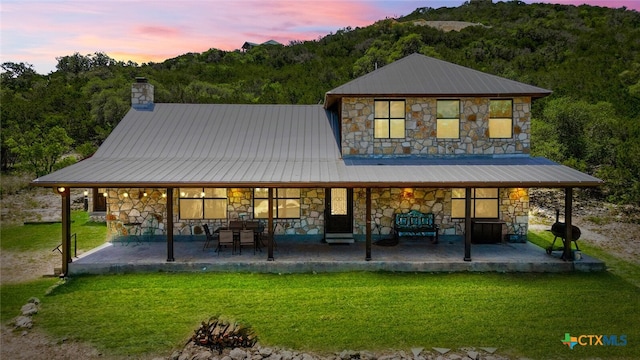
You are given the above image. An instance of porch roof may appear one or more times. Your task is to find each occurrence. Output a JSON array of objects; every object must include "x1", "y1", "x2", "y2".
[{"x1": 33, "y1": 156, "x2": 601, "y2": 188}]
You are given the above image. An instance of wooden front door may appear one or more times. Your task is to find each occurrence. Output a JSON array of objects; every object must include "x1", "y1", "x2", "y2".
[
  {"x1": 93, "y1": 188, "x2": 106, "y2": 212},
  {"x1": 325, "y1": 188, "x2": 353, "y2": 234}
]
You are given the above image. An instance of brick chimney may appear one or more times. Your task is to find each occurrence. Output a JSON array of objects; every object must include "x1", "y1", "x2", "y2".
[{"x1": 131, "y1": 77, "x2": 154, "y2": 111}]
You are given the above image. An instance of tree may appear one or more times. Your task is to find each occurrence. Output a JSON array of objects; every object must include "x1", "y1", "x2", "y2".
[{"x1": 6, "y1": 126, "x2": 74, "y2": 177}]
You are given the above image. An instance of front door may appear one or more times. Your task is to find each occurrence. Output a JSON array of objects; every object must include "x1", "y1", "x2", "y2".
[
  {"x1": 93, "y1": 188, "x2": 106, "y2": 212},
  {"x1": 325, "y1": 188, "x2": 353, "y2": 234}
]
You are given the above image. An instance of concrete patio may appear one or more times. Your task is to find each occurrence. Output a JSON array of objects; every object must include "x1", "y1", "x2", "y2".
[{"x1": 68, "y1": 236, "x2": 605, "y2": 275}]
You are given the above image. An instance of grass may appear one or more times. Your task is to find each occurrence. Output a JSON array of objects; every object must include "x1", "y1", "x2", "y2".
[
  {"x1": 528, "y1": 231, "x2": 640, "y2": 287},
  {"x1": 0, "y1": 211, "x2": 107, "y2": 253},
  {"x1": 1, "y1": 272, "x2": 632, "y2": 359},
  {"x1": 1, "y1": 212, "x2": 637, "y2": 359},
  {"x1": 0, "y1": 278, "x2": 59, "y2": 321}
]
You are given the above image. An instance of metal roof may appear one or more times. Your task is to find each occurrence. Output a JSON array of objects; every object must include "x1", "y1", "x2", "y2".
[
  {"x1": 33, "y1": 55, "x2": 599, "y2": 189},
  {"x1": 33, "y1": 103, "x2": 601, "y2": 188},
  {"x1": 90, "y1": 104, "x2": 338, "y2": 161},
  {"x1": 325, "y1": 53, "x2": 552, "y2": 108}
]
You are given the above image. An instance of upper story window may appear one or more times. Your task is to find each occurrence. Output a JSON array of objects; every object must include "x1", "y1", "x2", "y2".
[
  {"x1": 374, "y1": 100, "x2": 405, "y2": 139},
  {"x1": 436, "y1": 100, "x2": 460, "y2": 139},
  {"x1": 179, "y1": 188, "x2": 227, "y2": 220},
  {"x1": 489, "y1": 99, "x2": 513, "y2": 138},
  {"x1": 451, "y1": 188, "x2": 499, "y2": 219},
  {"x1": 254, "y1": 188, "x2": 300, "y2": 219}
]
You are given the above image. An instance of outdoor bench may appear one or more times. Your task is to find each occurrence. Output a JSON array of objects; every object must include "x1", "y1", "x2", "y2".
[{"x1": 393, "y1": 210, "x2": 439, "y2": 244}]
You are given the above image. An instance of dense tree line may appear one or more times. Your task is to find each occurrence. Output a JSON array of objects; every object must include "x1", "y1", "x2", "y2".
[{"x1": 1, "y1": 1, "x2": 639, "y2": 203}]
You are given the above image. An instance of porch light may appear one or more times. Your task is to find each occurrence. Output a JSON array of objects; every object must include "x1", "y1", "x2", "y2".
[
  {"x1": 162, "y1": 192, "x2": 167, "y2": 198},
  {"x1": 103, "y1": 192, "x2": 108, "y2": 197},
  {"x1": 201, "y1": 191, "x2": 206, "y2": 198},
  {"x1": 143, "y1": 191, "x2": 148, "y2": 197},
  {"x1": 55, "y1": 186, "x2": 66, "y2": 194},
  {"x1": 83, "y1": 190, "x2": 88, "y2": 196},
  {"x1": 123, "y1": 192, "x2": 129, "y2": 198}
]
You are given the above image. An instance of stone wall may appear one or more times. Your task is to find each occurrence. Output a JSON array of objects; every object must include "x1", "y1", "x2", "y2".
[
  {"x1": 341, "y1": 97, "x2": 531, "y2": 157},
  {"x1": 105, "y1": 188, "x2": 167, "y2": 239},
  {"x1": 353, "y1": 187, "x2": 529, "y2": 241},
  {"x1": 105, "y1": 188, "x2": 326, "y2": 238},
  {"x1": 104, "y1": 187, "x2": 528, "y2": 241}
]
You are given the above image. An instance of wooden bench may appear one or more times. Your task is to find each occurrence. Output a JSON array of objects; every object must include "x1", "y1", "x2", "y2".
[{"x1": 394, "y1": 210, "x2": 439, "y2": 244}]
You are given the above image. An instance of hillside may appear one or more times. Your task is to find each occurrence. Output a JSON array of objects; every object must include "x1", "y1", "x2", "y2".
[{"x1": 1, "y1": 1, "x2": 639, "y2": 204}]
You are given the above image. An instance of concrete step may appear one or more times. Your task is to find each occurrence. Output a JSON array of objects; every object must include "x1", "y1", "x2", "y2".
[{"x1": 325, "y1": 233, "x2": 355, "y2": 244}]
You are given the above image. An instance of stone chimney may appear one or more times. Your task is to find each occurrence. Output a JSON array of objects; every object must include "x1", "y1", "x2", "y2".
[{"x1": 131, "y1": 77, "x2": 154, "y2": 111}]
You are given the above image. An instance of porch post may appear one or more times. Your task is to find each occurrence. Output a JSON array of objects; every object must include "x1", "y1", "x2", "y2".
[
  {"x1": 166, "y1": 188, "x2": 175, "y2": 262},
  {"x1": 59, "y1": 187, "x2": 72, "y2": 275},
  {"x1": 564, "y1": 187, "x2": 574, "y2": 261},
  {"x1": 267, "y1": 188, "x2": 274, "y2": 261},
  {"x1": 365, "y1": 187, "x2": 372, "y2": 261},
  {"x1": 464, "y1": 187, "x2": 472, "y2": 261}
]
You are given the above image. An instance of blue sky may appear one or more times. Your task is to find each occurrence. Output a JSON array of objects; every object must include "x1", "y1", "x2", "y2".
[{"x1": 1, "y1": 0, "x2": 638, "y2": 74}]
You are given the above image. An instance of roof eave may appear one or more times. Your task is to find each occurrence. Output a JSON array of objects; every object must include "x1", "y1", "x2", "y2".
[
  {"x1": 324, "y1": 91, "x2": 553, "y2": 109},
  {"x1": 31, "y1": 179, "x2": 602, "y2": 189}
]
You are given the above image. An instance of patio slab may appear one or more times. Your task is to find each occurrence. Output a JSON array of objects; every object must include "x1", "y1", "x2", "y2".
[{"x1": 68, "y1": 237, "x2": 605, "y2": 275}]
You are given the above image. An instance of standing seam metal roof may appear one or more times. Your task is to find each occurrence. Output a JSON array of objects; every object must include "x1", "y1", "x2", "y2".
[
  {"x1": 324, "y1": 53, "x2": 552, "y2": 108},
  {"x1": 33, "y1": 103, "x2": 601, "y2": 188}
]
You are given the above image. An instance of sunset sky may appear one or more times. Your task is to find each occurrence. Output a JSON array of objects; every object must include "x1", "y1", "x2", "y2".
[{"x1": 1, "y1": 0, "x2": 638, "y2": 74}]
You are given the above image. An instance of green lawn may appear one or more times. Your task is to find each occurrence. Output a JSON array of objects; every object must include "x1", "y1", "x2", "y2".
[
  {"x1": 528, "y1": 230, "x2": 640, "y2": 288},
  {"x1": 0, "y1": 211, "x2": 107, "y2": 253},
  {"x1": 1, "y1": 272, "x2": 636, "y2": 359}
]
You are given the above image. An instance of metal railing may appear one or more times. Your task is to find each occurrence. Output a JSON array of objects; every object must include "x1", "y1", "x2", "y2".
[{"x1": 52, "y1": 233, "x2": 77, "y2": 258}]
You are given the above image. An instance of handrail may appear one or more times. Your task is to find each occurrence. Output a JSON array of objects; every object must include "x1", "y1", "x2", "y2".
[{"x1": 53, "y1": 232, "x2": 77, "y2": 258}]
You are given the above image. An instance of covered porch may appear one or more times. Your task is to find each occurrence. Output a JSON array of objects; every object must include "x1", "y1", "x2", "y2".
[{"x1": 68, "y1": 236, "x2": 605, "y2": 274}]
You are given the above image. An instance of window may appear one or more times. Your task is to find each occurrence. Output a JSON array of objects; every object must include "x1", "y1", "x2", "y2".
[
  {"x1": 436, "y1": 100, "x2": 460, "y2": 138},
  {"x1": 374, "y1": 100, "x2": 405, "y2": 138},
  {"x1": 254, "y1": 188, "x2": 300, "y2": 219},
  {"x1": 179, "y1": 188, "x2": 227, "y2": 220},
  {"x1": 489, "y1": 99, "x2": 513, "y2": 138},
  {"x1": 451, "y1": 188, "x2": 499, "y2": 219}
]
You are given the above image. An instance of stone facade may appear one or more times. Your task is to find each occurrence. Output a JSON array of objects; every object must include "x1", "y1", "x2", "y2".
[
  {"x1": 105, "y1": 188, "x2": 326, "y2": 239},
  {"x1": 104, "y1": 187, "x2": 528, "y2": 242},
  {"x1": 353, "y1": 187, "x2": 529, "y2": 241},
  {"x1": 105, "y1": 188, "x2": 166, "y2": 239},
  {"x1": 341, "y1": 97, "x2": 531, "y2": 157}
]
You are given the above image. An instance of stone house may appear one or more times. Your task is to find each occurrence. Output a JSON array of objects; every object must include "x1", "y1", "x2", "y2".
[{"x1": 33, "y1": 54, "x2": 601, "y2": 273}]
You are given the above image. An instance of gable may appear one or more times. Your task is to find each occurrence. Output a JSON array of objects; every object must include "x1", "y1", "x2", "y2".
[{"x1": 324, "y1": 53, "x2": 551, "y2": 108}]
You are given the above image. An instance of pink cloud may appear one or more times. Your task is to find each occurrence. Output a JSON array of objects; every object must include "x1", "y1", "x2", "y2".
[{"x1": 134, "y1": 25, "x2": 183, "y2": 38}]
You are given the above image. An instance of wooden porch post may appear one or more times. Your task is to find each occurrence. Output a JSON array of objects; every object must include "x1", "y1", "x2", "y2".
[
  {"x1": 267, "y1": 188, "x2": 274, "y2": 261},
  {"x1": 365, "y1": 187, "x2": 372, "y2": 261},
  {"x1": 166, "y1": 188, "x2": 175, "y2": 262},
  {"x1": 464, "y1": 187, "x2": 472, "y2": 261},
  {"x1": 59, "y1": 187, "x2": 72, "y2": 275},
  {"x1": 564, "y1": 187, "x2": 574, "y2": 261}
]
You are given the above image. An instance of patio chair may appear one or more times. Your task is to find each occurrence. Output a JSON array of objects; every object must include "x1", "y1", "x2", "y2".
[
  {"x1": 245, "y1": 220, "x2": 265, "y2": 250},
  {"x1": 202, "y1": 224, "x2": 218, "y2": 251},
  {"x1": 229, "y1": 220, "x2": 244, "y2": 230},
  {"x1": 217, "y1": 230, "x2": 235, "y2": 255},
  {"x1": 238, "y1": 229, "x2": 255, "y2": 255}
]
